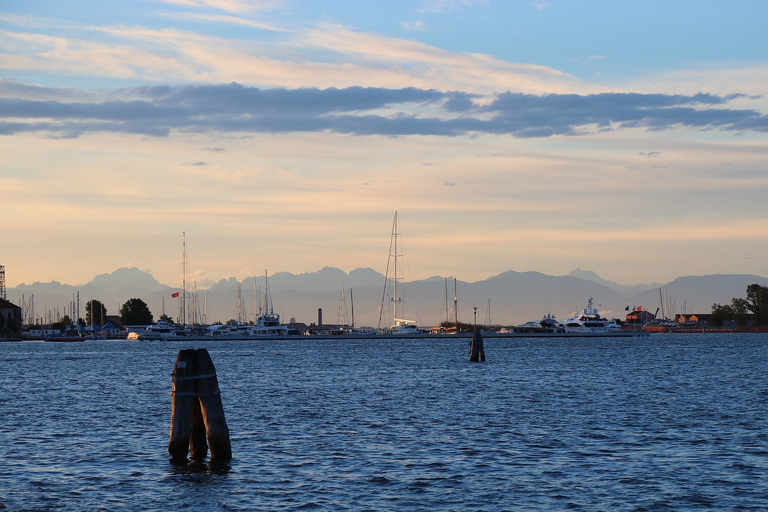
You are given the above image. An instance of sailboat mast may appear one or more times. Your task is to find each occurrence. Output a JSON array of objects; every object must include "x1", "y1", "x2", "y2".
[
  {"x1": 350, "y1": 288, "x2": 355, "y2": 330},
  {"x1": 181, "y1": 230, "x2": 187, "y2": 325},
  {"x1": 445, "y1": 278, "x2": 449, "y2": 324},
  {"x1": 393, "y1": 210, "x2": 399, "y2": 321},
  {"x1": 454, "y1": 278, "x2": 458, "y2": 327}
]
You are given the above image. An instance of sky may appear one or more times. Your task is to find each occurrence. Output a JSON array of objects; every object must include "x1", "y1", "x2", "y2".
[{"x1": 2, "y1": 0, "x2": 768, "y2": 290}]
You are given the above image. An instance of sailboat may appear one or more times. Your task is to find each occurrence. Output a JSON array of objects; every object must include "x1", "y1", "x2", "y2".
[
  {"x1": 378, "y1": 210, "x2": 422, "y2": 335},
  {"x1": 248, "y1": 270, "x2": 289, "y2": 336}
]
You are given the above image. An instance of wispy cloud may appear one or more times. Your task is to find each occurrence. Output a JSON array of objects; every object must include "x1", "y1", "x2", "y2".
[
  {"x1": 1, "y1": 17, "x2": 584, "y2": 93},
  {"x1": 156, "y1": 0, "x2": 284, "y2": 13},
  {"x1": 402, "y1": 20, "x2": 427, "y2": 31},
  {"x1": 418, "y1": 0, "x2": 488, "y2": 14},
  {"x1": 0, "y1": 82, "x2": 764, "y2": 139}
]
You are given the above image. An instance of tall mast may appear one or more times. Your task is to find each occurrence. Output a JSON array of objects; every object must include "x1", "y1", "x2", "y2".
[
  {"x1": 454, "y1": 278, "x2": 458, "y2": 327},
  {"x1": 444, "y1": 278, "x2": 449, "y2": 324},
  {"x1": 181, "y1": 230, "x2": 187, "y2": 325},
  {"x1": 393, "y1": 209, "x2": 399, "y2": 321},
  {"x1": 337, "y1": 283, "x2": 348, "y2": 327},
  {"x1": 237, "y1": 283, "x2": 243, "y2": 324}
]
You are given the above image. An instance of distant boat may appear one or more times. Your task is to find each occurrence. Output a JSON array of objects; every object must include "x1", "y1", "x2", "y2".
[
  {"x1": 206, "y1": 323, "x2": 250, "y2": 337},
  {"x1": 378, "y1": 210, "x2": 422, "y2": 335},
  {"x1": 248, "y1": 270, "x2": 289, "y2": 337},
  {"x1": 138, "y1": 320, "x2": 178, "y2": 340},
  {"x1": 514, "y1": 314, "x2": 564, "y2": 333},
  {"x1": 45, "y1": 325, "x2": 86, "y2": 342},
  {"x1": 562, "y1": 298, "x2": 622, "y2": 333}
]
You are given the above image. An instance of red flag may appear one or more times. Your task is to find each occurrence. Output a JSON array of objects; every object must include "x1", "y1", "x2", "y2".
[{"x1": 172, "y1": 292, "x2": 180, "y2": 298}]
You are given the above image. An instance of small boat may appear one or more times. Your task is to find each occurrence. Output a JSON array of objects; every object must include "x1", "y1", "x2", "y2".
[
  {"x1": 138, "y1": 321, "x2": 178, "y2": 340},
  {"x1": 563, "y1": 298, "x2": 623, "y2": 334},
  {"x1": 45, "y1": 325, "x2": 86, "y2": 342}
]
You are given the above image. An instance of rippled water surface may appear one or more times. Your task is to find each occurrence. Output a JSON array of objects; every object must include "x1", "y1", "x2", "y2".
[{"x1": 1, "y1": 334, "x2": 767, "y2": 510}]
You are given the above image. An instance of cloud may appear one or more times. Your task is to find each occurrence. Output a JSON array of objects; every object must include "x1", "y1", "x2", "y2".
[
  {"x1": 156, "y1": 0, "x2": 283, "y2": 13},
  {"x1": 0, "y1": 82, "x2": 766, "y2": 139},
  {"x1": 418, "y1": 0, "x2": 488, "y2": 14},
  {"x1": 402, "y1": 21, "x2": 427, "y2": 31}
]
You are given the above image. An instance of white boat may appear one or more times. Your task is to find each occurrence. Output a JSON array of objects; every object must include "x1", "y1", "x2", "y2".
[
  {"x1": 563, "y1": 298, "x2": 622, "y2": 333},
  {"x1": 248, "y1": 270, "x2": 289, "y2": 337},
  {"x1": 138, "y1": 320, "x2": 178, "y2": 340},
  {"x1": 206, "y1": 323, "x2": 251, "y2": 337},
  {"x1": 249, "y1": 313, "x2": 289, "y2": 336},
  {"x1": 514, "y1": 314, "x2": 564, "y2": 333},
  {"x1": 378, "y1": 210, "x2": 422, "y2": 335}
]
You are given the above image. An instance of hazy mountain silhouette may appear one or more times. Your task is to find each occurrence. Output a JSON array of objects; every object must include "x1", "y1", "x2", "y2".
[
  {"x1": 8, "y1": 266, "x2": 768, "y2": 327},
  {"x1": 568, "y1": 268, "x2": 662, "y2": 296}
]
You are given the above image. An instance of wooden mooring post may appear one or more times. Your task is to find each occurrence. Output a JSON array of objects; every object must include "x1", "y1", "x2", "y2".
[
  {"x1": 469, "y1": 330, "x2": 485, "y2": 362},
  {"x1": 169, "y1": 348, "x2": 232, "y2": 461},
  {"x1": 469, "y1": 306, "x2": 485, "y2": 362}
]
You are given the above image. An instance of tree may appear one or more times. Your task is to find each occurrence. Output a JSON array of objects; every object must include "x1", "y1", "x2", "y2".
[
  {"x1": 745, "y1": 284, "x2": 768, "y2": 325},
  {"x1": 85, "y1": 299, "x2": 107, "y2": 326},
  {"x1": 718, "y1": 284, "x2": 768, "y2": 327},
  {"x1": 52, "y1": 314, "x2": 73, "y2": 332},
  {"x1": 120, "y1": 298, "x2": 153, "y2": 325},
  {"x1": 711, "y1": 303, "x2": 735, "y2": 327}
]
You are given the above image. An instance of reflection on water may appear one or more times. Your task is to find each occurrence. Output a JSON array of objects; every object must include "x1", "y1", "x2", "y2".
[{"x1": 1, "y1": 335, "x2": 767, "y2": 510}]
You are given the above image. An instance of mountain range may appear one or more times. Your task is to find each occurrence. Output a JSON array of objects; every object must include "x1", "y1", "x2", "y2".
[{"x1": 8, "y1": 267, "x2": 768, "y2": 328}]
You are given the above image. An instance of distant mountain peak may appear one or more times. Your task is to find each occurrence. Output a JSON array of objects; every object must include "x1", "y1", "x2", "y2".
[{"x1": 568, "y1": 268, "x2": 660, "y2": 297}]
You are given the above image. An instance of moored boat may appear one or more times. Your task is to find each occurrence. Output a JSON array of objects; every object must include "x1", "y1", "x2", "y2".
[
  {"x1": 138, "y1": 320, "x2": 177, "y2": 340},
  {"x1": 514, "y1": 314, "x2": 564, "y2": 333},
  {"x1": 563, "y1": 298, "x2": 622, "y2": 334},
  {"x1": 378, "y1": 210, "x2": 423, "y2": 335},
  {"x1": 248, "y1": 270, "x2": 289, "y2": 337}
]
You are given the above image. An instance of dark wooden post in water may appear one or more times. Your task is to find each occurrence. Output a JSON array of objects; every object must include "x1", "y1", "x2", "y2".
[
  {"x1": 469, "y1": 306, "x2": 485, "y2": 362},
  {"x1": 169, "y1": 348, "x2": 232, "y2": 461},
  {"x1": 469, "y1": 330, "x2": 485, "y2": 362}
]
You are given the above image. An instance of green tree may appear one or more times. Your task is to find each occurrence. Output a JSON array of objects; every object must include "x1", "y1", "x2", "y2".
[
  {"x1": 51, "y1": 314, "x2": 73, "y2": 332},
  {"x1": 717, "y1": 284, "x2": 768, "y2": 327},
  {"x1": 85, "y1": 299, "x2": 107, "y2": 326},
  {"x1": 120, "y1": 298, "x2": 153, "y2": 325},
  {"x1": 710, "y1": 303, "x2": 734, "y2": 327},
  {"x1": 745, "y1": 284, "x2": 768, "y2": 325}
]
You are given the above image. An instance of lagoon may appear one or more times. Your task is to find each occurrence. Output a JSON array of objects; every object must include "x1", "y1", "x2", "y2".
[{"x1": 1, "y1": 334, "x2": 767, "y2": 510}]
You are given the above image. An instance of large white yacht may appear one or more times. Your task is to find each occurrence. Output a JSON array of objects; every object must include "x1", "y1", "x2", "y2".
[{"x1": 562, "y1": 298, "x2": 622, "y2": 334}]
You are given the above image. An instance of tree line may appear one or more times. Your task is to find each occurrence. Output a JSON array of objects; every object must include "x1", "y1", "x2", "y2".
[
  {"x1": 710, "y1": 284, "x2": 768, "y2": 327},
  {"x1": 26, "y1": 298, "x2": 158, "y2": 330}
]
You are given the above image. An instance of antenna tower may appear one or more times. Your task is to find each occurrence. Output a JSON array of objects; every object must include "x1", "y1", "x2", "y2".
[{"x1": 0, "y1": 265, "x2": 5, "y2": 300}]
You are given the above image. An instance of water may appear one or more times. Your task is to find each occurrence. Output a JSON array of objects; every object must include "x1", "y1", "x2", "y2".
[{"x1": 1, "y1": 334, "x2": 767, "y2": 510}]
